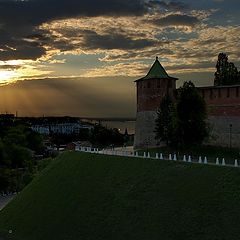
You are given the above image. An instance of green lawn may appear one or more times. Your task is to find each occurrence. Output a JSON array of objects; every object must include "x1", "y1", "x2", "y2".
[{"x1": 1, "y1": 151, "x2": 240, "y2": 240}]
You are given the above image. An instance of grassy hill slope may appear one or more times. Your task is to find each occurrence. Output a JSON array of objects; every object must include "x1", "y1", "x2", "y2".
[{"x1": 1, "y1": 152, "x2": 240, "y2": 240}]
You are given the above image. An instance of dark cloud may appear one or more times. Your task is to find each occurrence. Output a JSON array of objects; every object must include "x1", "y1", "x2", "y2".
[
  {"x1": 103, "y1": 48, "x2": 173, "y2": 61},
  {"x1": 0, "y1": 65, "x2": 21, "y2": 70},
  {"x1": 146, "y1": 0, "x2": 188, "y2": 11},
  {"x1": 0, "y1": 0, "x2": 149, "y2": 61},
  {"x1": 80, "y1": 30, "x2": 157, "y2": 50},
  {"x1": 0, "y1": 0, "x2": 147, "y2": 25},
  {"x1": 0, "y1": 41, "x2": 46, "y2": 61},
  {"x1": 152, "y1": 14, "x2": 200, "y2": 27}
]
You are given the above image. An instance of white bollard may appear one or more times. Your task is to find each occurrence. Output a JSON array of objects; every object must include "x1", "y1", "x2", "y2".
[
  {"x1": 216, "y1": 158, "x2": 219, "y2": 165},
  {"x1": 135, "y1": 151, "x2": 139, "y2": 157},
  {"x1": 235, "y1": 159, "x2": 238, "y2": 167},
  {"x1": 160, "y1": 153, "x2": 163, "y2": 160},
  {"x1": 204, "y1": 157, "x2": 207, "y2": 164},
  {"x1": 188, "y1": 155, "x2": 191, "y2": 162},
  {"x1": 147, "y1": 152, "x2": 151, "y2": 158},
  {"x1": 143, "y1": 152, "x2": 146, "y2": 158},
  {"x1": 169, "y1": 154, "x2": 172, "y2": 160},
  {"x1": 183, "y1": 155, "x2": 186, "y2": 162},
  {"x1": 156, "y1": 153, "x2": 159, "y2": 159},
  {"x1": 222, "y1": 158, "x2": 226, "y2": 166},
  {"x1": 173, "y1": 154, "x2": 177, "y2": 161},
  {"x1": 198, "y1": 156, "x2": 202, "y2": 164}
]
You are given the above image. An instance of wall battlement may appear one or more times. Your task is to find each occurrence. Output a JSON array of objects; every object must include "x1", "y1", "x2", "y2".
[
  {"x1": 134, "y1": 57, "x2": 240, "y2": 149},
  {"x1": 198, "y1": 85, "x2": 240, "y2": 117}
]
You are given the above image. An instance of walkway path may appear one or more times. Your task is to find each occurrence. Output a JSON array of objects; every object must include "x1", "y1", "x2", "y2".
[
  {"x1": 77, "y1": 147, "x2": 240, "y2": 168},
  {"x1": 0, "y1": 195, "x2": 15, "y2": 211}
]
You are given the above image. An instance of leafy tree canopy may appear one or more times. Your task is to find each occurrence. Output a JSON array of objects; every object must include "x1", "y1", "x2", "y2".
[
  {"x1": 155, "y1": 94, "x2": 177, "y2": 146},
  {"x1": 155, "y1": 81, "x2": 208, "y2": 148},
  {"x1": 176, "y1": 81, "x2": 208, "y2": 147},
  {"x1": 214, "y1": 53, "x2": 240, "y2": 86}
]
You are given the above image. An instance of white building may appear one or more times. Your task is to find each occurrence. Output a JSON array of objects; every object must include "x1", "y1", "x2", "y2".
[{"x1": 32, "y1": 123, "x2": 93, "y2": 135}]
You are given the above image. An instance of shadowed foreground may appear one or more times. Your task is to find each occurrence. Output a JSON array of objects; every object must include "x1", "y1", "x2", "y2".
[{"x1": 0, "y1": 152, "x2": 240, "y2": 240}]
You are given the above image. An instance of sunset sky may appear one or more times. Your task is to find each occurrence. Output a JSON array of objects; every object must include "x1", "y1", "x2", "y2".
[{"x1": 0, "y1": 0, "x2": 239, "y2": 117}]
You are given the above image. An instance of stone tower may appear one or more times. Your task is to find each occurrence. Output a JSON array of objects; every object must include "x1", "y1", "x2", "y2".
[{"x1": 134, "y1": 57, "x2": 178, "y2": 149}]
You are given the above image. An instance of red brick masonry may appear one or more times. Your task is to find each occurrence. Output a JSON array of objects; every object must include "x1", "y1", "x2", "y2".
[{"x1": 197, "y1": 85, "x2": 240, "y2": 117}]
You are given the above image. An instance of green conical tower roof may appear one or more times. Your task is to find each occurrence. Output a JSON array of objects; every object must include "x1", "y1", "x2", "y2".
[{"x1": 135, "y1": 57, "x2": 178, "y2": 82}]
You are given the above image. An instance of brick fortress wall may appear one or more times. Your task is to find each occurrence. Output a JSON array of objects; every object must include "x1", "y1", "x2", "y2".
[
  {"x1": 135, "y1": 83, "x2": 240, "y2": 149},
  {"x1": 198, "y1": 85, "x2": 240, "y2": 148},
  {"x1": 134, "y1": 56, "x2": 240, "y2": 149}
]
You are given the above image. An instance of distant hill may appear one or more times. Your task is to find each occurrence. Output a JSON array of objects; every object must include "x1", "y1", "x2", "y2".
[{"x1": 1, "y1": 152, "x2": 240, "y2": 240}]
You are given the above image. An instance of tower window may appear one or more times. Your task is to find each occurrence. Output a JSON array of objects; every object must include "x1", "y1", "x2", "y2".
[
  {"x1": 157, "y1": 80, "x2": 160, "y2": 88},
  {"x1": 218, "y1": 88, "x2": 221, "y2": 98},
  {"x1": 236, "y1": 87, "x2": 239, "y2": 97},
  {"x1": 147, "y1": 82, "x2": 151, "y2": 88}
]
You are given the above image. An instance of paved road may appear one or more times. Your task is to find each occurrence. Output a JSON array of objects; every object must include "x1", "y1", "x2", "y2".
[{"x1": 0, "y1": 195, "x2": 15, "y2": 211}]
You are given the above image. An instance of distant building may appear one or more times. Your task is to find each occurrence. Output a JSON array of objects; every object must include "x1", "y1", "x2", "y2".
[
  {"x1": 31, "y1": 125, "x2": 50, "y2": 135},
  {"x1": 32, "y1": 122, "x2": 93, "y2": 135},
  {"x1": 134, "y1": 57, "x2": 240, "y2": 149}
]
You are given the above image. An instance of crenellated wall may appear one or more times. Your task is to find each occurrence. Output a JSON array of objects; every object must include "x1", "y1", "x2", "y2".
[
  {"x1": 135, "y1": 83, "x2": 240, "y2": 149},
  {"x1": 198, "y1": 85, "x2": 240, "y2": 148},
  {"x1": 198, "y1": 85, "x2": 240, "y2": 116}
]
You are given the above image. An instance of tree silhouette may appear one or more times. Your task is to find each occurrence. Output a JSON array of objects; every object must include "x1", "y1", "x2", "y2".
[
  {"x1": 155, "y1": 94, "x2": 177, "y2": 146},
  {"x1": 176, "y1": 81, "x2": 208, "y2": 147},
  {"x1": 214, "y1": 53, "x2": 240, "y2": 86},
  {"x1": 155, "y1": 82, "x2": 209, "y2": 148}
]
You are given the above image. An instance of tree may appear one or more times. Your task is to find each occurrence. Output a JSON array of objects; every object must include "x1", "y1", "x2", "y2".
[
  {"x1": 0, "y1": 124, "x2": 44, "y2": 192},
  {"x1": 155, "y1": 94, "x2": 177, "y2": 146},
  {"x1": 214, "y1": 53, "x2": 240, "y2": 86},
  {"x1": 176, "y1": 81, "x2": 208, "y2": 147},
  {"x1": 90, "y1": 124, "x2": 124, "y2": 147},
  {"x1": 155, "y1": 82, "x2": 209, "y2": 148}
]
